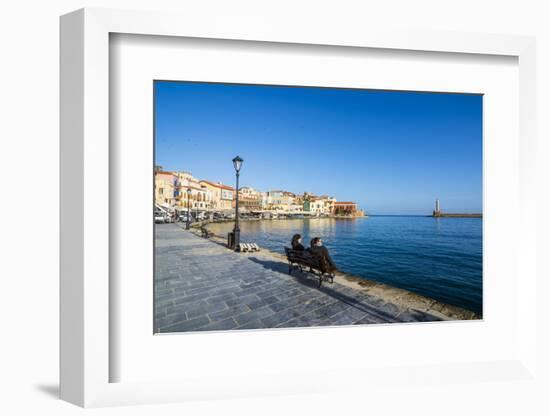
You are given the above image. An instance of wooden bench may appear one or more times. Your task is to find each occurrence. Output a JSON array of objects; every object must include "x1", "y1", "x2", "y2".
[
  {"x1": 200, "y1": 227, "x2": 214, "y2": 238},
  {"x1": 284, "y1": 247, "x2": 335, "y2": 288},
  {"x1": 237, "y1": 243, "x2": 260, "y2": 252}
]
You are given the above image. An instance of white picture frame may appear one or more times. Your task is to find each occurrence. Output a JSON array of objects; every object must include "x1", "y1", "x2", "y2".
[{"x1": 60, "y1": 7, "x2": 537, "y2": 407}]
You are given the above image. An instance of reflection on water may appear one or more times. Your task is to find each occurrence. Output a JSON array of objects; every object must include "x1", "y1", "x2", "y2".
[{"x1": 208, "y1": 216, "x2": 482, "y2": 314}]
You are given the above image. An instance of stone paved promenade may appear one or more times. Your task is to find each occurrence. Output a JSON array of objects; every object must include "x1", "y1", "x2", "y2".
[{"x1": 154, "y1": 223, "x2": 442, "y2": 333}]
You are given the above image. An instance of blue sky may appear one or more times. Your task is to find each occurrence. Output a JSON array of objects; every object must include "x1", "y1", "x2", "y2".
[{"x1": 154, "y1": 81, "x2": 482, "y2": 215}]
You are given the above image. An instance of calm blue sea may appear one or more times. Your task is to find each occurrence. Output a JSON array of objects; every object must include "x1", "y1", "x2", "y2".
[{"x1": 208, "y1": 216, "x2": 482, "y2": 315}]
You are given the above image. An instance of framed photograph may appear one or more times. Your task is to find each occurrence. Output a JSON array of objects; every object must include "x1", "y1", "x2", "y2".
[
  {"x1": 60, "y1": 8, "x2": 537, "y2": 407},
  {"x1": 152, "y1": 80, "x2": 482, "y2": 335}
]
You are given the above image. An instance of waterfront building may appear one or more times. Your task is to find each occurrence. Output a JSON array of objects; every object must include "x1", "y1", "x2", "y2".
[
  {"x1": 239, "y1": 187, "x2": 263, "y2": 212},
  {"x1": 155, "y1": 171, "x2": 177, "y2": 209},
  {"x1": 240, "y1": 187, "x2": 261, "y2": 198},
  {"x1": 287, "y1": 203, "x2": 305, "y2": 214},
  {"x1": 173, "y1": 172, "x2": 211, "y2": 211},
  {"x1": 333, "y1": 201, "x2": 359, "y2": 216},
  {"x1": 321, "y1": 196, "x2": 336, "y2": 215},
  {"x1": 311, "y1": 198, "x2": 331, "y2": 215},
  {"x1": 239, "y1": 195, "x2": 263, "y2": 211},
  {"x1": 310, "y1": 199, "x2": 324, "y2": 215},
  {"x1": 260, "y1": 191, "x2": 272, "y2": 209},
  {"x1": 285, "y1": 194, "x2": 305, "y2": 214},
  {"x1": 302, "y1": 193, "x2": 336, "y2": 215},
  {"x1": 200, "y1": 180, "x2": 235, "y2": 211},
  {"x1": 266, "y1": 190, "x2": 296, "y2": 212},
  {"x1": 266, "y1": 190, "x2": 284, "y2": 206}
]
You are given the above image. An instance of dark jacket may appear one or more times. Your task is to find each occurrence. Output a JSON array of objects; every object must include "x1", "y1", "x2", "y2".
[
  {"x1": 310, "y1": 245, "x2": 337, "y2": 271},
  {"x1": 292, "y1": 241, "x2": 305, "y2": 251}
]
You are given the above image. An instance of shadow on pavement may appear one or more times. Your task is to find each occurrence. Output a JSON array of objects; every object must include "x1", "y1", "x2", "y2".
[{"x1": 247, "y1": 257, "x2": 399, "y2": 322}]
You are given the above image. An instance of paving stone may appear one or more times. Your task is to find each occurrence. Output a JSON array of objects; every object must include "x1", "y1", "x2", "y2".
[
  {"x1": 155, "y1": 298, "x2": 174, "y2": 309},
  {"x1": 255, "y1": 286, "x2": 293, "y2": 299},
  {"x1": 155, "y1": 309, "x2": 167, "y2": 319},
  {"x1": 234, "y1": 285, "x2": 266, "y2": 297},
  {"x1": 172, "y1": 293, "x2": 210, "y2": 305},
  {"x1": 281, "y1": 301, "x2": 349, "y2": 326},
  {"x1": 274, "y1": 288, "x2": 304, "y2": 301},
  {"x1": 185, "y1": 302, "x2": 228, "y2": 320},
  {"x1": 155, "y1": 311, "x2": 188, "y2": 328},
  {"x1": 208, "y1": 304, "x2": 250, "y2": 322},
  {"x1": 274, "y1": 318, "x2": 304, "y2": 328},
  {"x1": 239, "y1": 280, "x2": 267, "y2": 290},
  {"x1": 258, "y1": 295, "x2": 280, "y2": 306},
  {"x1": 319, "y1": 310, "x2": 360, "y2": 326},
  {"x1": 205, "y1": 293, "x2": 238, "y2": 305},
  {"x1": 172, "y1": 298, "x2": 207, "y2": 310},
  {"x1": 155, "y1": 288, "x2": 173, "y2": 297},
  {"x1": 269, "y1": 292, "x2": 321, "y2": 313},
  {"x1": 207, "y1": 285, "x2": 243, "y2": 297},
  {"x1": 244, "y1": 295, "x2": 284, "y2": 310},
  {"x1": 185, "y1": 285, "x2": 217, "y2": 296},
  {"x1": 234, "y1": 306, "x2": 275, "y2": 326},
  {"x1": 225, "y1": 294, "x2": 261, "y2": 308},
  {"x1": 160, "y1": 315, "x2": 210, "y2": 333},
  {"x1": 197, "y1": 318, "x2": 238, "y2": 331},
  {"x1": 260, "y1": 297, "x2": 324, "y2": 327},
  {"x1": 236, "y1": 319, "x2": 269, "y2": 330}
]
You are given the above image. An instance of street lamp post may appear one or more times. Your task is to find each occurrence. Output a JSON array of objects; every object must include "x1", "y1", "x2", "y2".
[
  {"x1": 232, "y1": 156, "x2": 243, "y2": 250},
  {"x1": 186, "y1": 188, "x2": 191, "y2": 230}
]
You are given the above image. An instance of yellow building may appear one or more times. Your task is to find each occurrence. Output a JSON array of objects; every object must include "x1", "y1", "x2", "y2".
[
  {"x1": 238, "y1": 187, "x2": 263, "y2": 212},
  {"x1": 154, "y1": 171, "x2": 176, "y2": 209},
  {"x1": 200, "y1": 180, "x2": 235, "y2": 211},
  {"x1": 174, "y1": 172, "x2": 211, "y2": 211}
]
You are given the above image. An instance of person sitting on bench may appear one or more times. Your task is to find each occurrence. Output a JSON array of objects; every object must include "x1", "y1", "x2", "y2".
[
  {"x1": 291, "y1": 233, "x2": 305, "y2": 251},
  {"x1": 309, "y1": 237, "x2": 337, "y2": 272}
]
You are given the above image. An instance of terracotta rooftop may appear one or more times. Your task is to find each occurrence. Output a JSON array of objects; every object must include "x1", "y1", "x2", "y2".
[
  {"x1": 179, "y1": 185, "x2": 206, "y2": 192},
  {"x1": 200, "y1": 180, "x2": 235, "y2": 191}
]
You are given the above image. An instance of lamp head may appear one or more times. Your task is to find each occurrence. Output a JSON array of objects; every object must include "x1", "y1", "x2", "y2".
[{"x1": 232, "y1": 156, "x2": 244, "y2": 173}]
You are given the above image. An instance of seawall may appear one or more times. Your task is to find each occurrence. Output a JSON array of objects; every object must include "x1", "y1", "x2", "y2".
[{"x1": 432, "y1": 213, "x2": 482, "y2": 218}]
